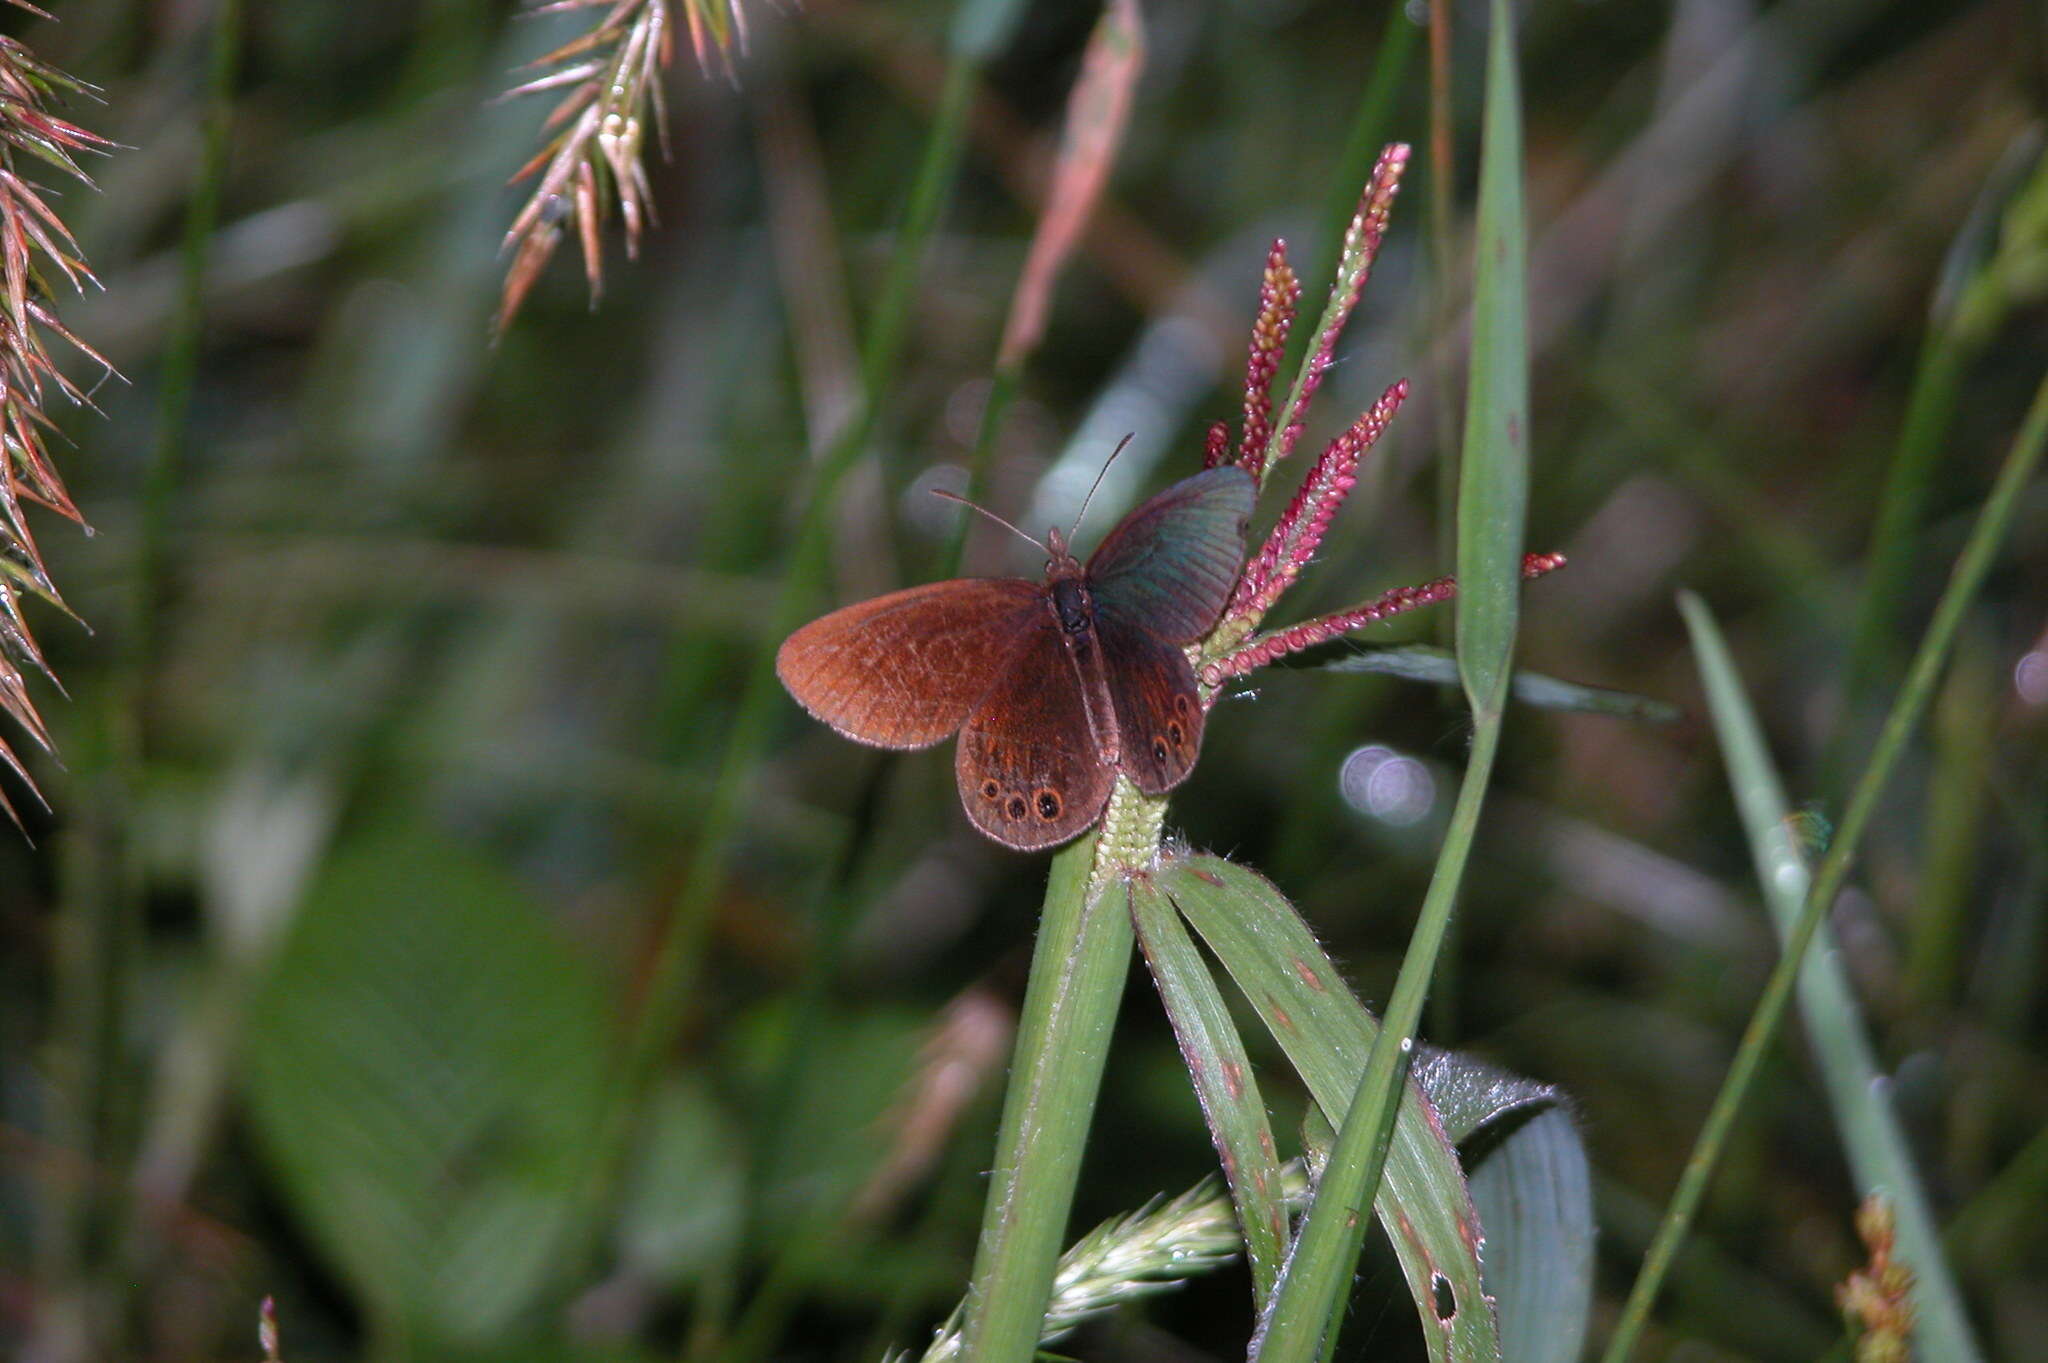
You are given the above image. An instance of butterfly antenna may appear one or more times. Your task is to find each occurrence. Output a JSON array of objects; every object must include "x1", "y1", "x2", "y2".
[
  {"x1": 1066, "y1": 432, "x2": 1135, "y2": 544},
  {"x1": 931, "y1": 488, "x2": 1050, "y2": 554}
]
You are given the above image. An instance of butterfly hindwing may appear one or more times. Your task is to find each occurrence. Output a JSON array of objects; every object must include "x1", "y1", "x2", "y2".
[
  {"x1": 1087, "y1": 466, "x2": 1256, "y2": 643},
  {"x1": 956, "y1": 616, "x2": 1116, "y2": 850},
  {"x1": 776, "y1": 578, "x2": 1043, "y2": 749},
  {"x1": 1096, "y1": 612, "x2": 1206, "y2": 795}
]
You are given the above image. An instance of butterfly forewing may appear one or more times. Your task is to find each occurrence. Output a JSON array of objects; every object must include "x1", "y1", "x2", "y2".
[
  {"x1": 1087, "y1": 466, "x2": 1256, "y2": 643},
  {"x1": 776, "y1": 578, "x2": 1042, "y2": 749},
  {"x1": 956, "y1": 618, "x2": 1116, "y2": 850},
  {"x1": 1095, "y1": 613, "x2": 1206, "y2": 795}
]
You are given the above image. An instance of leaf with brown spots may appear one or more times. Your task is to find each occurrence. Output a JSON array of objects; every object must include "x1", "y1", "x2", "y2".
[
  {"x1": 1159, "y1": 852, "x2": 1499, "y2": 1363},
  {"x1": 1129, "y1": 875, "x2": 1287, "y2": 1308}
]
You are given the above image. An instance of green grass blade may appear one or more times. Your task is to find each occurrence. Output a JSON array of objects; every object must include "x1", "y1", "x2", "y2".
[
  {"x1": 1452, "y1": 0, "x2": 1529, "y2": 721},
  {"x1": 1306, "y1": 644, "x2": 1680, "y2": 722},
  {"x1": 1836, "y1": 132, "x2": 2044, "y2": 775},
  {"x1": 134, "y1": 0, "x2": 239, "y2": 684},
  {"x1": 1302, "y1": 6, "x2": 1419, "y2": 324},
  {"x1": 1246, "y1": 727, "x2": 1506, "y2": 1363},
  {"x1": 1160, "y1": 856, "x2": 1498, "y2": 1363},
  {"x1": 957, "y1": 834, "x2": 1135, "y2": 1363},
  {"x1": 627, "y1": 0, "x2": 1026, "y2": 1130},
  {"x1": 1129, "y1": 876, "x2": 1287, "y2": 1306},
  {"x1": 1677, "y1": 591, "x2": 1985, "y2": 1363},
  {"x1": 1601, "y1": 369, "x2": 2048, "y2": 1362},
  {"x1": 1255, "y1": 4, "x2": 1528, "y2": 1357},
  {"x1": 1256, "y1": 1024, "x2": 1417, "y2": 1363}
]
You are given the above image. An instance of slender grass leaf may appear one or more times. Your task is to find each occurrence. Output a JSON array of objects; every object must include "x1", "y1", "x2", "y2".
[
  {"x1": 1249, "y1": 5, "x2": 1537, "y2": 1354},
  {"x1": 1130, "y1": 875, "x2": 1288, "y2": 1306},
  {"x1": 1453, "y1": 0, "x2": 1530, "y2": 718},
  {"x1": 1837, "y1": 136, "x2": 2048, "y2": 784},
  {"x1": 1305, "y1": 644, "x2": 1679, "y2": 722},
  {"x1": 1679, "y1": 591, "x2": 1984, "y2": 1363},
  {"x1": 1255, "y1": 1015, "x2": 1417, "y2": 1363},
  {"x1": 1158, "y1": 854, "x2": 1498, "y2": 1363},
  {"x1": 1603, "y1": 369, "x2": 2048, "y2": 1363}
]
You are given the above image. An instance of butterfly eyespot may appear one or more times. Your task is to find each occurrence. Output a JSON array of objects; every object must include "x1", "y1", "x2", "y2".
[
  {"x1": 981, "y1": 779, "x2": 1001, "y2": 800},
  {"x1": 1035, "y1": 790, "x2": 1062, "y2": 820},
  {"x1": 1006, "y1": 795, "x2": 1028, "y2": 820},
  {"x1": 1174, "y1": 694, "x2": 1192, "y2": 718},
  {"x1": 1167, "y1": 720, "x2": 1185, "y2": 746},
  {"x1": 1151, "y1": 737, "x2": 1169, "y2": 764}
]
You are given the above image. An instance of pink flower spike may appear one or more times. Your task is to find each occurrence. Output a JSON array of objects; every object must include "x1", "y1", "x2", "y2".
[
  {"x1": 1237, "y1": 239, "x2": 1299, "y2": 478},
  {"x1": 1206, "y1": 550, "x2": 1568, "y2": 684},
  {"x1": 1202, "y1": 418, "x2": 1232, "y2": 470},
  {"x1": 1273, "y1": 143, "x2": 1409, "y2": 469},
  {"x1": 1230, "y1": 378, "x2": 1408, "y2": 623}
]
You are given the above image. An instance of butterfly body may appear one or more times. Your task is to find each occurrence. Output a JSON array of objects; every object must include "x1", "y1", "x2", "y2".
[{"x1": 777, "y1": 466, "x2": 1255, "y2": 850}]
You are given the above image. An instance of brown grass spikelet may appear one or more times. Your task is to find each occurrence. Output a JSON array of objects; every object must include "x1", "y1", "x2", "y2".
[
  {"x1": 0, "y1": 2, "x2": 118, "y2": 824},
  {"x1": 1838, "y1": 1194, "x2": 1915, "y2": 1363},
  {"x1": 495, "y1": 0, "x2": 748, "y2": 336}
]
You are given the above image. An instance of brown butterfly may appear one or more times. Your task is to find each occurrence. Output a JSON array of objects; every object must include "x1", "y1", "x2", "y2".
[{"x1": 776, "y1": 466, "x2": 1257, "y2": 849}]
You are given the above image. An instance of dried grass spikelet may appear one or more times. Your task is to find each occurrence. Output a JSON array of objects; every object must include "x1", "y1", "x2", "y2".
[
  {"x1": 0, "y1": 3, "x2": 117, "y2": 825},
  {"x1": 494, "y1": 0, "x2": 747, "y2": 336}
]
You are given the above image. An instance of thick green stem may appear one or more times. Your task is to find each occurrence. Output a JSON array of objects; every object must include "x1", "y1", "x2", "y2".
[{"x1": 958, "y1": 814, "x2": 1139, "y2": 1363}]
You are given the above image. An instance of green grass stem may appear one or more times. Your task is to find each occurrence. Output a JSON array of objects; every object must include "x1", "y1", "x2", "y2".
[
  {"x1": 1253, "y1": 6, "x2": 1526, "y2": 1357},
  {"x1": 1600, "y1": 364, "x2": 2048, "y2": 1363},
  {"x1": 957, "y1": 826, "x2": 1136, "y2": 1363},
  {"x1": 1248, "y1": 725, "x2": 1501, "y2": 1363},
  {"x1": 1679, "y1": 592, "x2": 1985, "y2": 1363},
  {"x1": 1303, "y1": 6, "x2": 1417, "y2": 320},
  {"x1": 625, "y1": 0, "x2": 1018, "y2": 1107},
  {"x1": 133, "y1": 0, "x2": 241, "y2": 684}
]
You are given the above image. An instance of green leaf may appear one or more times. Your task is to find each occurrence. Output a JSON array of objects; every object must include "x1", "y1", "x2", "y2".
[
  {"x1": 1412, "y1": 1046, "x2": 1556, "y2": 1138},
  {"x1": 1453, "y1": 0, "x2": 1531, "y2": 719},
  {"x1": 1305, "y1": 644, "x2": 1679, "y2": 722},
  {"x1": 1415, "y1": 1049, "x2": 1594, "y2": 1363},
  {"x1": 1129, "y1": 876, "x2": 1287, "y2": 1305},
  {"x1": 241, "y1": 821, "x2": 612, "y2": 1345},
  {"x1": 1680, "y1": 591, "x2": 1984, "y2": 1363},
  {"x1": 1158, "y1": 854, "x2": 1499, "y2": 1363},
  {"x1": 615, "y1": 1074, "x2": 745, "y2": 1287},
  {"x1": 1463, "y1": 1106, "x2": 1595, "y2": 1363}
]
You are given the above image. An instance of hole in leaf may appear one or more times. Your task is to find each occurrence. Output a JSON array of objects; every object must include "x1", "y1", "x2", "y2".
[{"x1": 1432, "y1": 1273, "x2": 1455, "y2": 1321}]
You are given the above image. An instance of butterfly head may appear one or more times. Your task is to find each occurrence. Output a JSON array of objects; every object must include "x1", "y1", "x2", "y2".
[{"x1": 1042, "y1": 527, "x2": 1083, "y2": 581}]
